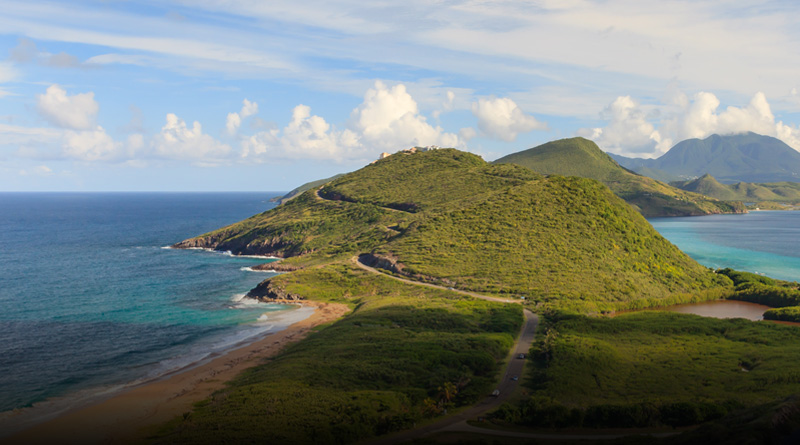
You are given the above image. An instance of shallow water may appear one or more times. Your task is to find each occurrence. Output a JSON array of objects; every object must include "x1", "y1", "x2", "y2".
[
  {"x1": 649, "y1": 211, "x2": 800, "y2": 283},
  {"x1": 0, "y1": 192, "x2": 289, "y2": 425}
]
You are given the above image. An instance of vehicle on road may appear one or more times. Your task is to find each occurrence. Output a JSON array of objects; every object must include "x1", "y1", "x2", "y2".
[
  {"x1": 517, "y1": 353, "x2": 525, "y2": 359},
  {"x1": 491, "y1": 389, "x2": 500, "y2": 397}
]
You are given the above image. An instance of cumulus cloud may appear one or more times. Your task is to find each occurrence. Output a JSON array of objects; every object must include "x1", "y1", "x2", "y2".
[
  {"x1": 583, "y1": 91, "x2": 800, "y2": 157},
  {"x1": 471, "y1": 97, "x2": 546, "y2": 142},
  {"x1": 578, "y1": 96, "x2": 669, "y2": 156},
  {"x1": 154, "y1": 113, "x2": 232, "y2": 162},
  {"x1": 36, "y1": 85, "x2": 98, "y2": 130},
  {"x1": 63, "y1": 126, "x2": 120, "y2": 161},
  {"x1": 350, "y1": 82, "x2": 460, "y2": 150},
  {"x1": 242, "y1": 81, "x2": 462, "y2": 161},
  {"x1": 663, "y1": 91, "x2": 777, "y2": 140},
  {"x1": 226, "y1": 98, "x2": 259, "y2": 134}
]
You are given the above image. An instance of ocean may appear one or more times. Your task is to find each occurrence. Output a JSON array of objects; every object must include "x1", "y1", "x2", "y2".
[
  {"x1": 0, "y1": 192, "x2": 300, "y2": 432},
  {"x1": 649, "y1": 211, "x2": 800, "y2": 282}
]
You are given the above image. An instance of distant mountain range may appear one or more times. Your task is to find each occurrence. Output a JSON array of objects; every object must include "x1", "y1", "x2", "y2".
[
  {"x1": 493, "y1": 137, "x2": 744, "y2": 217},
  {"x1": 671, "y1": 174, "x2": 800, "y2": 203},
  {"x1": 612, "y1": 133, "x2": 800, "y2": 183}
]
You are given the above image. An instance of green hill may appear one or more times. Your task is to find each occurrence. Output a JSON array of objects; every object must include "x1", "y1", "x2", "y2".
[
  {"x1": 164, "y1": 147, "x2": 769, "y2": 443},
  {"x1": 672, "y1": 174, "x2": 800, "y2": 203},
  {"x1": 615, "y1": 132, "x2": 800, "y2": 183},
  {"x1": 269, "y1": 173, "x2": 345, "y2": 204},
  {"x1": 494, "y1": 137, "x2": 745, "y2": 217},
  {"x1": 176, "y1": 148, "x2": 726, "y2": 310}
]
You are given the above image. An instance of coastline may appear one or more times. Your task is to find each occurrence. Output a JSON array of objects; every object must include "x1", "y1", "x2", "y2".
[{"x1": 6, "y1": 300, "x2": 349, "y2": 445}]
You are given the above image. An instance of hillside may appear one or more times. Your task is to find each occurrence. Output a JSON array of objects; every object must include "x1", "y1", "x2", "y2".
[
  {"x1": 615, "y1": 132, "x2": 800, "y2": 183},
  {"x1": 269, "y1": 173, "x2": 345, "y2": 204},
  {"x1": 672, "y1": 174, "x2": 800, "y2": 203},
  {"x1": 494, "y1": 137, "x2": 745, "y2": 217},
  {"x1": 164, "y1": 147, "x2": 766, "y2": 443},
  {"x1": 175, "y1": 148, "x2": 725, "y2": 310}
]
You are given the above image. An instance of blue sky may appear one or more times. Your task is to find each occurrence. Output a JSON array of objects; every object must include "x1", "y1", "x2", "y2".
[{"x1": 3, "y1": 0, "x2": 800, "y2": 191}]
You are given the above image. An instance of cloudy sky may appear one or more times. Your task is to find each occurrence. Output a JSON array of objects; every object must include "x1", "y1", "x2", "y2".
[{"x1": 3, "y1": 0, "x2": 800, "y2": 191}]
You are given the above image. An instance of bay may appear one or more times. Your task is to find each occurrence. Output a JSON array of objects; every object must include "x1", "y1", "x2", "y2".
[
  {"x1": 649, "y1": 211, "x2": 800, "y2": 283},
  {"x1": 0, "y1": 192, "x2": 291, "y2": 426}
]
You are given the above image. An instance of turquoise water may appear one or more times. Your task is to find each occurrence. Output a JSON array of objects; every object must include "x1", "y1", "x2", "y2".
[
  {"x1": 649, "y1": 211, "x2": 800, "y2": 282},
  {"x1": 0, "y1": 192, "x2": 296, "y2": 431}
]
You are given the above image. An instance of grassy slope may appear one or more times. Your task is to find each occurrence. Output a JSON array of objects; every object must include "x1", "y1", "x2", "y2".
[
  {"x1": 155, "y1": 263, "x2": 522, "y2": 444},
  {"x1": 672, "y1": 174, "x2": 800, "y2": 203},
  {"x1": 378, "y1": 175, "x2": 726, "y2": 311},
  {"x1": 176, "y1": 148, "x2": 724, "y2": 311},
  {"x1": 494, "y1": 137, "x2": 745, "y2": 217},
  {"x1": 271, "y1": 173, "x2": 345, "y2": 204}
]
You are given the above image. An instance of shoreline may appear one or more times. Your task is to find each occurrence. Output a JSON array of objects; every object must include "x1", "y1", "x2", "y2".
[{"x1": 5, "y1": 300, "x2": 349, "y2": 445}]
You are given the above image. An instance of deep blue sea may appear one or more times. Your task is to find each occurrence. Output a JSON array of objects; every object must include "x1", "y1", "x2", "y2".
[
  {"x1": 0, "y1": 192, "x2": 302, "y2": 431},
  {"x1": 650, "y1": 211, "x2": 800, "y2": 282}
]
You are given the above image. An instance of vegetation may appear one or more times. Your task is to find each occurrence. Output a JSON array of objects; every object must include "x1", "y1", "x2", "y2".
[
  {"x1": 493, "y1": 137, "x2": 744, "y2": 217},
  {"x1": 155, "y1": 264, "x2": 522, "y2": 443},
  {"x1": 763, "y1": 306, "x2": 800, "y2": 322},
  {"x1": 380, "y1": 175, "x2": 729, "y2": 311},
  {"x1": 167, "y1": 146, "x2": 800, "y2": 442},
  {"x1": 614, "y1": 132, "x2": 800, "y2": 184},
  {"x1": 177, "y1": 148, "x2": 725, "y2": 311},
  {"x1": 270, "y1": 173, "x2": 345, "y2": 204},
  {"x1": 672, "y1": 174, "x2": 800, "y2": 203},
  {"x1": 716, "y1": 268, "x2": 800, "y2": 309},
  {"x1": 495, "y1": 311, "x2": 800, "y2": 430}
]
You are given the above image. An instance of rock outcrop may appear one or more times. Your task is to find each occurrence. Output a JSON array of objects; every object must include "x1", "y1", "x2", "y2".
[{"x1": 246, "y1": 279, "x2": 303, "y2": 301}]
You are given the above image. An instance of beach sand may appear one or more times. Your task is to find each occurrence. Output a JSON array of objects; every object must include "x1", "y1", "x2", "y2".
[{"x1": 6, "y1": 301, "x2": 349, "y2": 445}]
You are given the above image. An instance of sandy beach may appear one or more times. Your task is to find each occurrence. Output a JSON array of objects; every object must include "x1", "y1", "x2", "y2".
[{"x1": 6, "y1": 301, "x2": 349, "y2": 445}]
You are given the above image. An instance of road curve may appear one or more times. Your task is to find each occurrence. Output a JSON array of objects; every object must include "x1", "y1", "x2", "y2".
[{"x1": 353, "y1": 256, "x2": 521, "y2": 304}]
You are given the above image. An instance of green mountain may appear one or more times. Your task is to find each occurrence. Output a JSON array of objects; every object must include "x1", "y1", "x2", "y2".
[
  {"x1": 614, "y1": 132, "x2": 800, "y2": 183},
  {"x1": 175, "y1": 147, "x2": 724, "y2": 309},
  {"x1": 672, "y1": 174, "x2": 800, "y2": 202},
  {"x1": 493, "y1": 137, "x2": 744, "y2": 217},
  {"x1": 269, "y1": 173, "x2": 345, "y2": 204}
]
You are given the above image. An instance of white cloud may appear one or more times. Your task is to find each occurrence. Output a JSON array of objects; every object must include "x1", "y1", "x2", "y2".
[
  {"x1": 62, "y1": 126, "x2": 120, "y2": 161},
  {"x1": 225, "y1": 112, "x2": 242, "y2": 135},
  {"x1": 578, "y1": 96, "x2": 669, "y2": 156},
  {"x1": 471, "y1": 97, "x2": 546, "y2": 142},
  {"x1": 226, "y1": 98, "x2": 259, "y2": 134},
  {"x1": 349, "y1": 81, "x2": 460, "y2": 151},
  {"x1": 36, "y1": 85, "x2": 98, "y2": 130},
  {"x1": 154, "y1": 113, "x2": 232, "y2": 162},
  {"x1": 243, "y1": 81, "x2": 462, "y2": 161},
  {"x1": 586, "y1": 91, "x2": 800, "y2": 156},
  {"x1": 240, "y1": 99, "x2": 258, "y2": 118}
]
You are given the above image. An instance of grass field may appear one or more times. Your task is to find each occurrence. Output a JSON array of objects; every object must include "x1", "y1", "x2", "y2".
[{"x1": 154, "y1": 263, "x2": 522, "y2": 443}]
